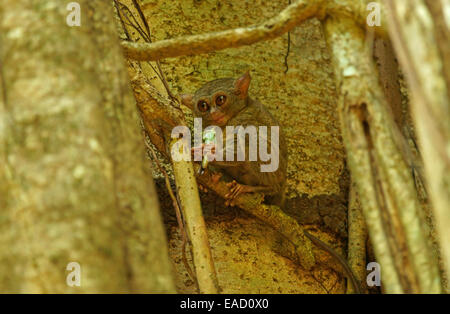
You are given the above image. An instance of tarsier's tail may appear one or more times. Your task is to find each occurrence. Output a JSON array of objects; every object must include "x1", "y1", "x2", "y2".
[
  {"x1": 277, "y1": 183, "x2": 362, "y2": 294},
  {"x1": 303, "y1": 230, "x2": 362, "y2": 294}
]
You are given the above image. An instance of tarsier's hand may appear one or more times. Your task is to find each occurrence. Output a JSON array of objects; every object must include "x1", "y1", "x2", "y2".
[
  {"x1": 191, "y1": 144, "x2": 219, "y2": 193},
  {"x1": 225, "y1": 181, "x2": 253, "y2": 207},
  {"x1": 191, "y1": 143, "x2": 216, "y2": 160}
]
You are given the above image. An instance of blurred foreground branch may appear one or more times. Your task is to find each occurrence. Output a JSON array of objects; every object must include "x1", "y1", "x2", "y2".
[
  {"x1": 384, "y1": 0, "x2": 450, "y2": 287},
  {"x1": 325, "y1": 15, "x2": 441, "y2": 293},
  {"x1": 0, "y1": 0, "x2": 176, "y2": 293}
]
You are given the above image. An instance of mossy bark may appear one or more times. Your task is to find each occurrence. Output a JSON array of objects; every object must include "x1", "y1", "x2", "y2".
[{"x1": 0, "y1": 0, "x2": 175, "y2": 293}]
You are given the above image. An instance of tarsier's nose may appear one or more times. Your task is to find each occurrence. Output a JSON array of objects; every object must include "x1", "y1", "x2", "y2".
[
  {"x1": 210, "y1": 111, "x2": 221, "y2": 118},
  {"x1": 209, "y1": 108, "x2": 218, "y2": 115},
  {"x1": 209, "y1": 110, "x2": 227, "y2": 124}
]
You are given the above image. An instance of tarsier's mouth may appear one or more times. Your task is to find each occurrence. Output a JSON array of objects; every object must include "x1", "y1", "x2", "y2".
[{"x1": 211, "y1": 114, "x2": 228, "y2": 125}]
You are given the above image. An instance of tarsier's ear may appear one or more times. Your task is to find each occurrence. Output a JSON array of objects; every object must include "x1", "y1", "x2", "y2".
[
  {"x1": 234, "y1": 71, "x2": 251, "y2": 99},
  {"x1": 180, "y1": 94, "x2": 194, "y2": 110}
]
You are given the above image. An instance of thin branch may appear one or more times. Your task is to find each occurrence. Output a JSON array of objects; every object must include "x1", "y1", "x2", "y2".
[
  {"x1": 171, "y1": 154, "x2": 219, "y2": 293},
  {"x1": 129, "y1": 66, "x2": 219, "y2": 293},
  {"x1": 131, "y1": 0, "x2": 152, "y2": 39},
  {"x1": 347, "y1": 181, "x2": 367, "y2": 294},
  {"x1": 113, "y1": 0, "x2": 131, "y2": 40},
  {"x1": 116, "y1": 1, "x2": 152, "y2": 42},
  {"x1": 284, "y1": 30, "x2": 291, "y2": 74},
  {"x1": 144, "y1": 134, "x2": 196, "y2": 284},
  {"x1": 121, "y1": 0, "x2": 324, "y2": 61},
  {"x1": 284, "y1": 0, "x2": 292, "y2": 74},
  {"x1": 127, "y1": 0, "x2": 177, "y2": 101}
]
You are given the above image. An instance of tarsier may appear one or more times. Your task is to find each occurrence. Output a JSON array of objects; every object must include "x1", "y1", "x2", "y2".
[
  {"x1": 181, "y1": 72, "x2": 362, "y2": 293},
  {"x1": 181, "y1": 71, "x2": 287, "y2": 207}
]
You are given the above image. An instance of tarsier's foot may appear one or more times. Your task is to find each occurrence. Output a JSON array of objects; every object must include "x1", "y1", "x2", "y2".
[
  {"x1": 224, "y1": 180, "x2": 253, "y2": 207},
  {"x1": 197, "y1": 172, "x2": 221, "y2": 194},
  {"x1": 198, "y1": 184, "x2": 208, "y2": 193}
]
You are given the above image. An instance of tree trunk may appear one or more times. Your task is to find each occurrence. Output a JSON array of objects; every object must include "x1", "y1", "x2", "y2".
[
  {"x1": 0, "y1": 0, "x2": 175, "y2": 293},
  {"x1": 324, "y1": 15, "x2": 441, "y2": 293},
  {"x1": 384, "y1": 0, "x2": 450, "y2": 289}
]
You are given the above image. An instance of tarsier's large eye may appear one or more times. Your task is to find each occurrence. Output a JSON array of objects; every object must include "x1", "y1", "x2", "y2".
[
  {"x1": 215, "y1": 95, "x2": 227, "y2": 106},
  {"x1": 197, "y1": 100, "x2": 210, "y2": 112}
]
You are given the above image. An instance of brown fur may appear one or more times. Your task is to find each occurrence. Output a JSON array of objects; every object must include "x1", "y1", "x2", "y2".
[{"x1": 182, "y1": 72, "x2": 287, "y2": 205}]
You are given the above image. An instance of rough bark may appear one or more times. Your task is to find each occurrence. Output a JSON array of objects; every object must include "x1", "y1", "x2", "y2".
[
  {"x1": 384, "y1": 0, "x2": 450, "y2": 287},
  {"x1": 325, "y1": 16, "x2": 441, "y2": 293},
  {"x1": 0, "y1": 0, "x2": 175, "y2": 293}
]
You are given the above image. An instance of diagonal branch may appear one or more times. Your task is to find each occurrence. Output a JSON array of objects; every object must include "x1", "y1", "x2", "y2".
[
  {"x1": 130, "y1": 67, "x2": 219, "y2": 293},
  {"x1": 195, "y1": 166, "x2": 316, "y2": 270},
  {"x1": 120, "y1": 0, "x2": 388, "y2": 62},
  {"x1": 121, "y1": 0, "x2": 324, "y2": 61}
]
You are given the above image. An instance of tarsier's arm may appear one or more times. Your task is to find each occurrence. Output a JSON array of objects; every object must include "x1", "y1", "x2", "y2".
[{"x1": 207, "y1": 124, "x2": 285, "y2": 205}]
